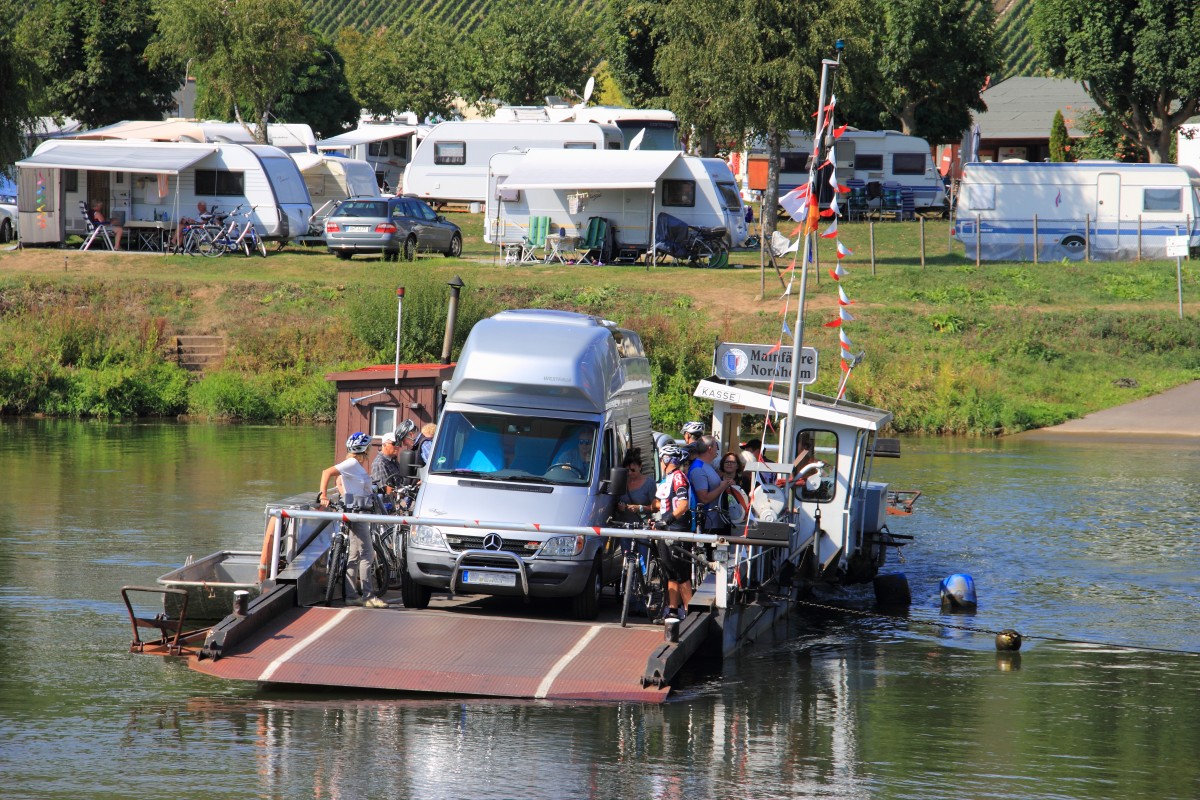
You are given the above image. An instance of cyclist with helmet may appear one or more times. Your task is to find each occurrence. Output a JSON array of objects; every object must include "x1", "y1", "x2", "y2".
[
  {"x1": 681, "y1": 421, "x2": 705, "y2": 451},
  {"x1": 318, "y1": 432, "x2": 386, "y2": 608},
  {"x1": 653, "y1": 443, "x2": 693, "y2": 623}
]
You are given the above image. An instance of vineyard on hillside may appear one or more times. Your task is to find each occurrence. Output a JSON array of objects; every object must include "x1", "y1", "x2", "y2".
[
  {"x1": 304, "y1": 0, "x2": 1044, "y2": 79},
  {"x1": 306, "y1": 0, "x2": 604, "y2": 38}
]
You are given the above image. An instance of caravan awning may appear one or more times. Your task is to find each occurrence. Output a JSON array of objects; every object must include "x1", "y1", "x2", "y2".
[
  {"x1": 16, "y1": 141, "x2": 218, "y2": 174},
  {"x1": 317, "y1": 126, "x2": 419, "y2": 149},
  {"x1": 498, "y1": 150, "x2": 681, "y2": 190}
]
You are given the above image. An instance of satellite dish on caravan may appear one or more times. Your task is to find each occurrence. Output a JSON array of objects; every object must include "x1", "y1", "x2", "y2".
[
  {"x1": 580, "y1": 76, "x2": 595, "y2": 107},
  {"x1": 628, "y1": 128, "x2": 646, "y2": 151}
]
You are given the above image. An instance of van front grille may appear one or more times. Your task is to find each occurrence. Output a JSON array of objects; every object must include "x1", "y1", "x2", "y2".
[{"x1": 446, "y1": 535, "x2": 538, "y2": 557}]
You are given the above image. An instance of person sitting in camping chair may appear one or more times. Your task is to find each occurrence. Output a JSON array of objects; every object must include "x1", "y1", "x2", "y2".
[{"x1": 89, "y1": 201, "x2": 124, "y2": 250}]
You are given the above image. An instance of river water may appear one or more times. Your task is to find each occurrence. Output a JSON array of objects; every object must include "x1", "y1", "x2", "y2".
[{"x1": 1, "y1": 420, "x2": 1197, "y2": 799}]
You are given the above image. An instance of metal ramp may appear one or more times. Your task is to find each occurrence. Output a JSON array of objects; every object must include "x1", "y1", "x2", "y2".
[{"x1": 190, "y1": 604, "x2": 675, "y2": 702}]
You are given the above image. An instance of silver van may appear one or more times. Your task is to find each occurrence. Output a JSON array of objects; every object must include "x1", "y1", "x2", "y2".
[{"x1": 402, "y1": 309, "x2": 655, "y2": 618}]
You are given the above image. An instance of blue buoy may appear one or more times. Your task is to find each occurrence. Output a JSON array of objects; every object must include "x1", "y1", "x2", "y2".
[{"x1": 939, "y1": 573, "x2": 977, "y2": 612}]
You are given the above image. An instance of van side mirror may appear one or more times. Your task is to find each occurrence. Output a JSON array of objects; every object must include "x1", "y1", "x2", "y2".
[
  {"x1": 396, "y1": 449, "x2": 418, "y2": 481},
  {"x1": 602, "y1": 466, "x2": 628, "y2": 497}
]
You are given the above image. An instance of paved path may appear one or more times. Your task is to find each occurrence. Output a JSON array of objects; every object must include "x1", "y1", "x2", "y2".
[{"x1": 1023, "y1": 381, "x2": 1200, "y2": 438}]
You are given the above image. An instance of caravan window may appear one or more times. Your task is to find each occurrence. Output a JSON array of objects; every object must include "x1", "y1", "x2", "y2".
[
  {"x1": 781, "y1": 153, "x2": 810, "y2": 173},
  {"x1": 196, "y1": 169, "x2": 245, "y2": 196},
  {"x1": 662, "y1": 179, "x2": 696, "y2": 207},
  {"x1": 892, "y1": 153, "x2": 926, "y2": 175},
  {"x1": 434, "y1": 142, "x2": 466, "y2": 165},
  {"x1": 716, "y1": 182, "x2": 741, "y2": 211},
  {"x1": 260, "y1": 157, "x2": 308, "y2": 204},
  {"x1": 564, "y1": 142, "x2": 597, "y2": 150},
  {"x1": 1144, "y1": 188, "x2": 1182, "y2": 212},
  {"x1": 65, "y1": 171, "x2": 79, "y2": 193},
  {"x1": 855, "y1": 154, "x2": 883, "y2": 171},
  {"x1": 369, "y1": 141, "x2": 389, "y2": 158}
]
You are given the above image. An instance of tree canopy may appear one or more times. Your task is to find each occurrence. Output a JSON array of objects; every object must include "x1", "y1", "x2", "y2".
[
  {"x1": 147, "y1": 0, "x2": 315, "y2": 143},
  {"x1": 15, "y1": 0, "x2": 181, "y2": 129},
  {"x1": 0, "y1": 0, "x2": 40, "y2": 174},
  {"x1": 272, "y1": 39, "x2": 359, "y2": 140},
  {"x1": 602, "y1": 0, "x2": 669, "y2": 109},
  {"x1": 1033, "y1": 0, "x2": 1200, "y2": 163},
  {"x1": 338, "y1": 20, "x2": 461, "y2": 123}
]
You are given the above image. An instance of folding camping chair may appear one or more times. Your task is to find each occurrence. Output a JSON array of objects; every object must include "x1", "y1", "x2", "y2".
[
  {"x1": 579, "y1": 216, "x2": 608, "y2": 264},
  {"x1": 765, "y1": 230, "x2": 793, "y2": 291},
  {"x1": 79, "y1": 201, "x2": 114, "y2": 251},
  {"x1": 844, "y1": 179, "x2": 868, "y2": 221},
  {"x1": 520, "y1": 216, "x2": 550, "y2": 263}
]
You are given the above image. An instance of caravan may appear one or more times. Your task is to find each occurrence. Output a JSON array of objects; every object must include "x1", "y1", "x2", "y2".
[
  {"x1": 954, "y1": 161, "x2": 1200, "y2": 261},
  {"x1": 404, "y1": 121, "x2": 624, "y2": 205},
  {"x1": 737, "y1": 128, "x2": 946, "y2": 212},
  {"x1": 493, "y1": 104, "x2": 681, "y2": 151},
  {"x1": 484, "y1": 149, "x2": 748, "y2": 261},
  {"x1": 290, "y1": 152, "x2": 381, "y2": 241},
  {"x1": 315, "y1": 117, "x2": 427, "y2": 193},
  {"x1": 15, "y1": 139, "x2": 312, "y2": 245}
]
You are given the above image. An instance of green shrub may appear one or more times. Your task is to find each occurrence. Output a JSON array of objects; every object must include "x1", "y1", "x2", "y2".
[{"x1": 189, "y1": 371, "x2": 273, "y2": 421}]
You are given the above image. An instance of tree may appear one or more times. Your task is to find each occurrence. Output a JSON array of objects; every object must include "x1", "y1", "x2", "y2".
[
  {"x1": 147, "y1": 0, "x2": 315, "y2": 144},
  {"x1": 602, "y1": 0, "x2": 669, "y2": 108},
  {"x1": 339, "y1": 19, "x2": 461, "y2": 123},
  {"x1": 654, "y1": 0, "x2": 754, "y2": 156},
  {"x1": 1048, "y1": 109, "x2": 1072, "y2": 162},
  {"x1": 1071, "y1": 109, "x2": 1146, "y2": 162},
  {"x1": 855, "y1": 0, "x2": 997, "y2": 142},
  {"x1": 0, "y1": 1, "x2": 41, "y2": 173},
  {"x1": 272, "y1": 39, "x2": 359, "y2": 140},
  {"x1": 1033, "y1": 0, "x2": 1200, "y2": 163},
  {"x1": 15, "y1": 0, "x2": 181, "y2": 129},
  {"x1": 460, "y1": 0, "x2": 597, "y2": 111}
]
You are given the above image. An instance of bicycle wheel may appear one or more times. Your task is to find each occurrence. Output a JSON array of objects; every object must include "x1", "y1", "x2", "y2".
[
  {"x1": 688, "y1": 239, "x2": 714, "y2": 267},
  {"x1": 256, "y1": 236, "x2": 268, "y2": 258},
  {"x1": 372, "y1": 539, "x2": 390, "y2": 598},
  {"x1": 620, "y1": 557, "x2": 640, "y2": 628},
  {"x1": 643, "y1": 556, "x2": 665, "y2": 623},
  {"x1": 324, "y1": 534, "x2": 348, "y2": 606},
  {"x1": 197, "y1": 228, "x2": 223, "y2": 257}
]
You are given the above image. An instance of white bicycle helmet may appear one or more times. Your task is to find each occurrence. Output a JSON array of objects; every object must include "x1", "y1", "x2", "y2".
[
  {"x1": 681, "y1": 421, "x2": 704, "y2": 436},
  {"x1": 658, "y1": 444, "x2": 690, "y2": 464},
  {"x1": 346, "y1": 432, "x2": 372, "y2": 453}
]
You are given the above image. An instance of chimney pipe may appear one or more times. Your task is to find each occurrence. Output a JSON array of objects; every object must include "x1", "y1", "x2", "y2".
[{"x1": 441, "y1": 276, "x2": 464, "y2": 364}]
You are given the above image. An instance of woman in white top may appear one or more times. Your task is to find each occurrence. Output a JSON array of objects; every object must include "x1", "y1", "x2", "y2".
[{"x1": 318, "y1": 432, "x2": 386, "y2": 608}]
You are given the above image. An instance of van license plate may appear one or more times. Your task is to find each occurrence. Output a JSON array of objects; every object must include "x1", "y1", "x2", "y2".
[
  {"x1": 462, "y1": 570, "x2": 516, "y2": 587},
  {"x1": 348, "y1": 225, "x2": 370, "y2": 233}
]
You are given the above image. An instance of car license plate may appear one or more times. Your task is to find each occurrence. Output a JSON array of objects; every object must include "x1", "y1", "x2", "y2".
[
  {"x1": 348, "y1": 225, "x2": 370, "y2": 233},
  {"x1": 462, "y1": 570, "x2": 516, "y2": 587}
]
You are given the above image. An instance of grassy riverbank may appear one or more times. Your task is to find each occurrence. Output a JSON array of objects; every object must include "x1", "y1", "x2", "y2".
[{"x1": 1, "y1": 216, "x2": 1197, "y2": 434}]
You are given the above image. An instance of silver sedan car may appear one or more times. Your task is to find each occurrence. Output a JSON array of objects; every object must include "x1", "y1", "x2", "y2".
[{"x1": 325, "y1": 195, "x2": 463, "y2": 261}]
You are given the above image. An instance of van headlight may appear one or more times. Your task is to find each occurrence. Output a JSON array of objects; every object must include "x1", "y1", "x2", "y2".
[
  {"x1": 409, "y1": 524, "x2": 449, "y2": 551},
  {"x1": 538, "y1": 535, "x2": 584, "y2": 557}
]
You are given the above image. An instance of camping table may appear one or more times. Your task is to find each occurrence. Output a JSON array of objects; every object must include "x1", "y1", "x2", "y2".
[
  {"x1": 126, "y1": 220, "x2": 169, "y2": 252},
  {"x1": 543, "y1": 234, "x2": 579, "y2": 264}
]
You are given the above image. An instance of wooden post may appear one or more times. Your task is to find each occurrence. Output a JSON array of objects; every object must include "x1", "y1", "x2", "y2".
[
  {"x1": 1085, "y1": 213, "x2": 1091, "y2": 262},
  {"x1": 814, "y1": 232, "x2": 820, "y2": 286},
  {"x1": 975, "y1": 215, "x2": 980, "y2": 268},
  {"x1": 870, "y1": 221, "x2": 876, "y2": 275},
  {"x1": 919, "y1": 216, "x2": 926, "y2": 268},
  {"x1": 1033, "y1": 214, "x2": 1038, "y2": 265},
  {"x1": 1138, "y1": 215, "x2": 1142, "y2": 261}
]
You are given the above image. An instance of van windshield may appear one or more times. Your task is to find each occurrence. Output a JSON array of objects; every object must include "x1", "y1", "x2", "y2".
[{"x1": 428, "y1": 411, "x2": 598, "y2": 486}]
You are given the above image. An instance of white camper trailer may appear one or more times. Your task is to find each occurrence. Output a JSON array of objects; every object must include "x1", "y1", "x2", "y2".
[
  {"x1": 316, "y1": 118, "x2": 426, "y2": 193},
  {"x1": 738, "y1": 128, "x2": 945, "y2": 212},
  {"x1": 485, "y1": 149, "x2": 747, "y2": 261},
  {"x1": 15, "y1": 139, "x2": 312, "y2": 245},
  {"x1": 404, "y1": 121, "x2": 624, "y2": 205},
  {"x1": 70, "y1": 118, "x2": 317, "y2": 153},
  {"x1": 954, "y1": 161, "x2": 1200, "y2": 261},
  {"x1": 290, "y1": 152, "x2": 381, "y2": 242}
]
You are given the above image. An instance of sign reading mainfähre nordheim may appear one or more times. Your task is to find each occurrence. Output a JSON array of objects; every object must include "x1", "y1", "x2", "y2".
[{"x1": 714, "y1": 342, "x2": 818, "y2": 385}]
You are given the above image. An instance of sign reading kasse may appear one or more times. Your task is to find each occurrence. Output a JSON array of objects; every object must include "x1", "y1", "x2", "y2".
[{"x1": 714, "y1": 342, "x2": 818, "y2": 385}]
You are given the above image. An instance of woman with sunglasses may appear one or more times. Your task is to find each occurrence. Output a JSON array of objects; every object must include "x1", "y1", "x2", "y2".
[
  {"x1": 615, "y1": 448, "x2": 655, "y2": 523},
  {"x1": 718, "y1": 453, "x2": 751, "y2": 533}
]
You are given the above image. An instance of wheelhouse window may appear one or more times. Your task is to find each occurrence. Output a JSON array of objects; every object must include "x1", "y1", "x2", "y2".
[
  {"x1": 794, "y1": 428, "x2": 838, "y2": 503},
  {"x1": 429, "y1": 411, "x2": 599, "y2": 486},
  {"x1": 370, "y1": 406, "x2": 398, "y2": 437},
  {"x1": 434, "y1": 142, "x2": 466, "y2": 165},
  {"x1": 195, "y1": 169, "x2": 245, "y2": 196},
  {"x1": 662, "y1": 179, "x2": 696, "y2": 207},
  {"x1": 892, "y1": 153, "x2": 926, "y2": 175},
  {"x1": 1144, "y1": 188, "x2": 1182, "y2": 212},
  {"x1": 855, "y1": 154, "x2": 883, "y2": 171}
]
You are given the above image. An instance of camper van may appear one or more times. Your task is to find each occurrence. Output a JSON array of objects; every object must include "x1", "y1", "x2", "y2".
[
  {"x1": 15, "y1": 139, "x2": 312, "y2": 245},
  {"x1": 316, "y1": 117, "x2": 427, "y2": 193},
  {"x1": 954, "y1": 161, "x2": 1200, "y2": 261},
  {"x1": 485, "y1": 149, "x2": 748, "y2": 259},
  {"x1": 402, "y1": 309, "x2": 654, "y2": 619},
  {"x1": 737, "y1": 128, "x2": 945, "y2": 211},
  {"x1": 493, "y1": 104, "x2": 681, "y2": 151},
  {"x1": 403, "y1": 121, "x2": 624, "y2": 205}
]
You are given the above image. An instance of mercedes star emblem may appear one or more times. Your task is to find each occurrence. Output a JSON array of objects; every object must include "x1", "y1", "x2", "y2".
[{"x1": 483, "y1": 533, "x2": 504, "y2": 551}]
